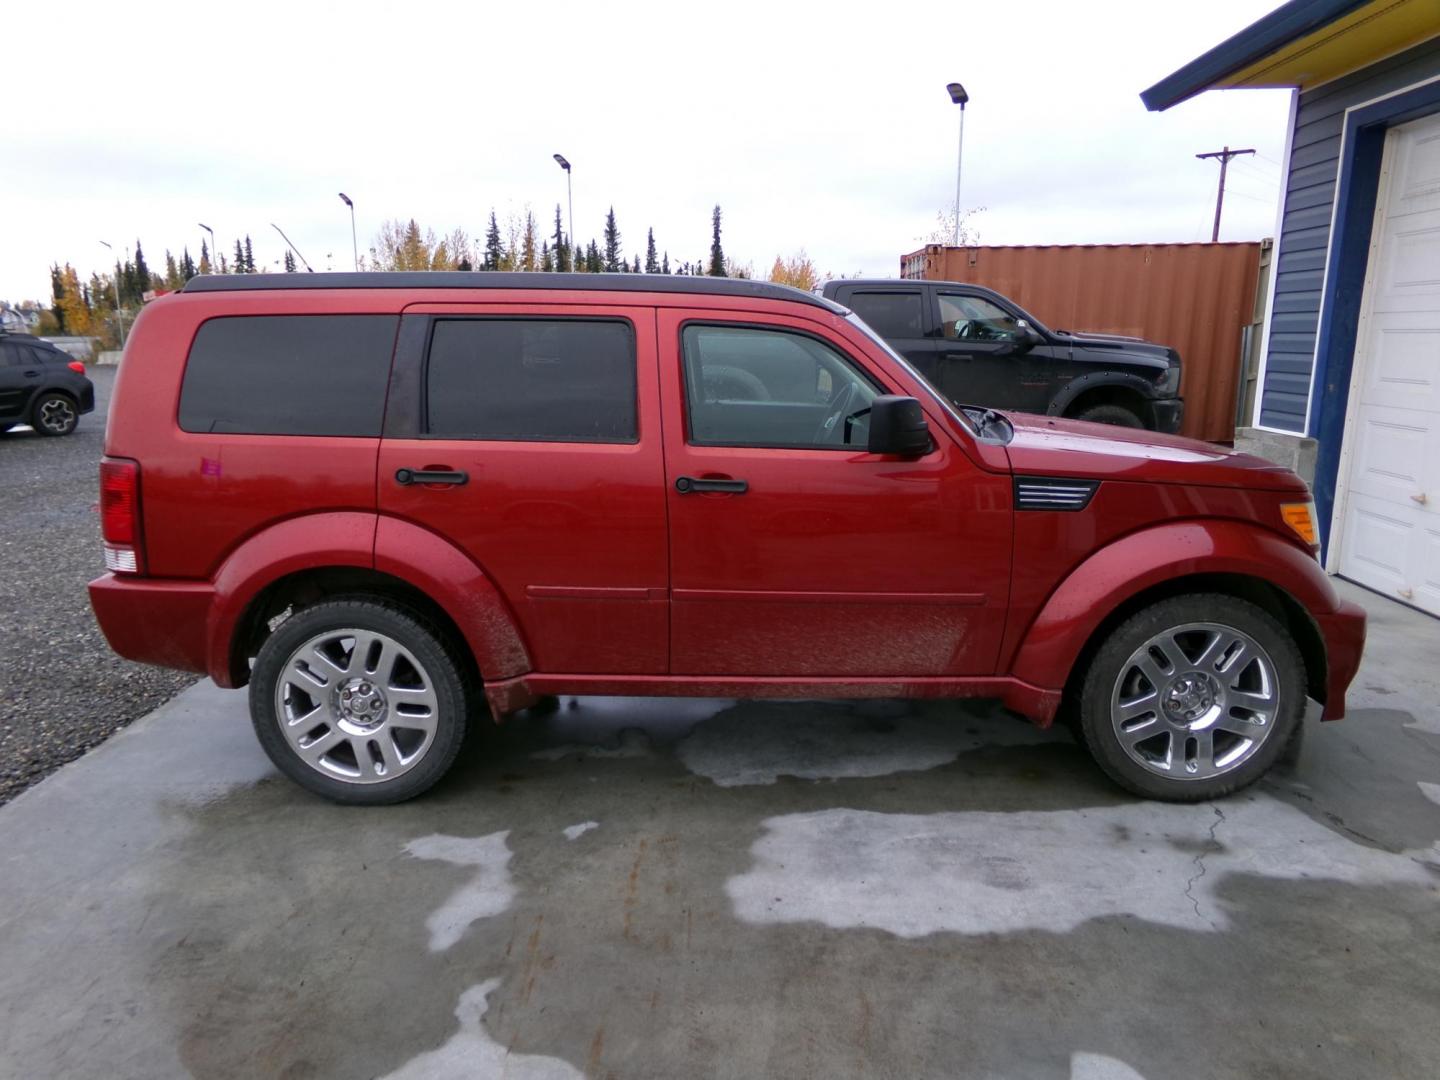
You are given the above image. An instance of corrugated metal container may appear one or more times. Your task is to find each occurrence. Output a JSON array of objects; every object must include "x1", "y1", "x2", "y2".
[{"x1": 900, "y1": 242, "x2": 1264, "y2": 443}]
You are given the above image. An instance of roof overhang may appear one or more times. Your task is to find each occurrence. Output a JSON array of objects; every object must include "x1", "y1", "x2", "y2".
[{"x1": 1142, "y1": 0, "x2": 1440, "y2": 111}]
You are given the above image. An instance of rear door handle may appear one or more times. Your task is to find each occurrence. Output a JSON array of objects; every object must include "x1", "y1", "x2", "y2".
[
  {"x1": 675, "y1": 476, "x2": 747, "y2": 494},
  {"x1": 395, "y1": 468, "x2": 468, "y2": 486}
]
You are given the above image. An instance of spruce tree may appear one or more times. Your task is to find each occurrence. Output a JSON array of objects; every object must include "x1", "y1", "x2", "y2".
[
  {"x1": 553, "y1": 204, "x2": 570, "y2": 272},
  {"x1": 483, "y1": 211, "x2": 503, "y2": 271},
  {"x1": 233, "y1": 239, "x2": 245, "y2": 274},
  {"x1": 133, "y1": 240, "x2": 150, "y2": 291},
  {"x1": 645, "y1": 229, "x2": 660, "y2": 273},
  {"x1": 181, "y1": 247, "x2": 196, "y2": 281},
  {"x1": 662, "y1": 252, "x2": 670, "y2": 274},
  {"x1": 541, "y1": 243, "x2": 554, "y2": 273},
  {"x1": 633, "y1": 254, "x2": 641, "y2": 273},
  {"x1": 603, "y1": 207, "x2": 622, "y2": 272},
  {"x1": 198, "y1": 240, "x2": 211, "y2": 276},
  {"x1": 164, "y1": 251, "x2": 181, "y2": 290},
  {"x1": 587, "y1": 241, "x2": 602, "y2": 274},
  {"x1": 283, "y1": 250, "x2": 297, "y2": 273},
  {"x1": 707, "y1": 206, "x2": 726, "y2": 277},
  {"x1": 244, "y1": 235, "x2": 256, "y2": 274},
  {"x1": 457, "y1": 257, "x2": 473, "y2": 272}
]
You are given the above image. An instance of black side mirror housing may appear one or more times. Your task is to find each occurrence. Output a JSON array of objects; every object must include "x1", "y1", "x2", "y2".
[
  {"x1": 867, "y1": 395, "x2": 932, "y2": 456},
  {"x1": 1012, "y1": 320, "x2": 1044, "y2": 353}
]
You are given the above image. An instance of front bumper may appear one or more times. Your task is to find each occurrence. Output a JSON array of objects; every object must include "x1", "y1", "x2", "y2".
[
  {"x1": 1149, "y1": 396, "x2": 1184, "y2": 434},
  {"x1": 1316, "y1": 598, "x2": 1367, "y2": 720}
]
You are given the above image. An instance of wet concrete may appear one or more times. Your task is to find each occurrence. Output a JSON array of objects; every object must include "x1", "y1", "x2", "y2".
[{"x1": 0, "y1": 580, "x2": 1437, "y2": 1079}]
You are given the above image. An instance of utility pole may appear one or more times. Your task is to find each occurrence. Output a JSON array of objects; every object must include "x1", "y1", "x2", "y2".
[{"x1": 1196, "y1": 146, "x2": 1255, "y2": 242}]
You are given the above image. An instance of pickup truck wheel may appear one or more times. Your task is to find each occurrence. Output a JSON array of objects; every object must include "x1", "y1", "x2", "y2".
[
  {"x1": 1074, "y1": 403, "x2": 1144, "y2": 428},
  {"x1": 1076, "y1": 594, "x2": 1305, "y2": 802},
  {"x1": 250, "y1": 598, "x2": 470, "y2": 804}
]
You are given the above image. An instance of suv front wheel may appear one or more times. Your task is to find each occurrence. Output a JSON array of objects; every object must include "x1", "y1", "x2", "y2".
[
  {"x1": 250, "y1": 597, "x2": 471, "y2": 804},
  {"x1": 1075, "y1": 594, "x2": 1305, "y2": 801}
]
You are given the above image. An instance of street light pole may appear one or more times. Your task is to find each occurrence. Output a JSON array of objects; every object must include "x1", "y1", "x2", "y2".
[
  {"x1": 271, "y1": 223, "x2": 315, "y2": 272},
  {"x1": 98, "y1": 240, "x2": 126, "y2": 347},
  {"x1": 338, "y1": 193, "x2": 358, "y2": 270},
  {"x1": 947, "y1": 82, "x2": 969, "y2": 247},
  {"x1": 198, "y1": 223, "x2": 217, "y2": 273},
  {"x1": 553, "y1": 154, "x2": 573, "y2": 266}
]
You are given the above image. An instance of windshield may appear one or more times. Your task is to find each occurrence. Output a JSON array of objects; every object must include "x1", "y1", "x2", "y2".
[{"x1": 843, "y1": 311, "x2": 978, "y2": 435}]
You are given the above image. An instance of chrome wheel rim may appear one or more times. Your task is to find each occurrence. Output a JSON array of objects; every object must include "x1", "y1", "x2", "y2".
[
  {"x1": 276, "y1": 628, "x2": 440, "y2": 784},
  {"x1": 39, "y1": 398, "x2": 75, "y2": 433},
  {"x1": 1110, "y1": 621, "x2": 1280, "y2": 781}
]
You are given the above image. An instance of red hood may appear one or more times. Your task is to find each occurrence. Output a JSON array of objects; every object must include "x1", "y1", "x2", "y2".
[{"x1": 1003, "y1": 414, "x2": 1308, "y2": 493}]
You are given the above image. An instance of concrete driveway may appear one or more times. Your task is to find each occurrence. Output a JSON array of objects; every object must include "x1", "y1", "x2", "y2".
[{"x1": 1, "y1": 581, "x2": 1436, "y2": 1080}]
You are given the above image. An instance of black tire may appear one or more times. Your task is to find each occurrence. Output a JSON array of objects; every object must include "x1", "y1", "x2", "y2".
[
  {"x1": 31, "y1": 392, "x2": 79, "y2": 436},
  {"x1": 249, "y1": 596, "x2": 472, "y2": 804},
  {"x1": 1074, "y1": 594, "x2": 1306, "y2": 802},
  {"x1": 1075, "y1": 403, "x2": 1144, "y2": 429}
]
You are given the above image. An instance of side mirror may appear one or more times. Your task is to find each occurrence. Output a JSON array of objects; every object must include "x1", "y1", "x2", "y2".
[
  {"x1": 867, "y1": 395, "x2": 932, "y2": 456},
  {"x1": 1012, "y1": 320, "x2": 1044, "y2": 353}
]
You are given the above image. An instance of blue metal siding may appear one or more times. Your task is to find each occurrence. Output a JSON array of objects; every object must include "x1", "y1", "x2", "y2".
[{"x1": 1257, "y1": 35, "x2": 1440, "y2": 433}]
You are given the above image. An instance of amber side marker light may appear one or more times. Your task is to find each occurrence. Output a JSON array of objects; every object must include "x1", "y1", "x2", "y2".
[{"x1": 1281, "y1": 501, "x2": 1319, "y2": 549}]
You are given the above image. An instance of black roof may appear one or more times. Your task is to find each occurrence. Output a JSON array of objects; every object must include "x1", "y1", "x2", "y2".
[{"x1": 181, "y1": 271, "x2": 844, "y2": 312}]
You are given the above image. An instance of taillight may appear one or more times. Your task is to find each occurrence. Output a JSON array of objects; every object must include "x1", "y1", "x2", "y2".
[
  {"x1": 67, "y1": 360, "x2": 85, "y2": 374},
  {"x1": 100, "y1": 457, "x2": 144, "y2": 574}
]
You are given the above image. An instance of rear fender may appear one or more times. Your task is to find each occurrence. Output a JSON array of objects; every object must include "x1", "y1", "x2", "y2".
[{"x1": 1008, "y1": 520, "x2": 1341, "y2": 702}]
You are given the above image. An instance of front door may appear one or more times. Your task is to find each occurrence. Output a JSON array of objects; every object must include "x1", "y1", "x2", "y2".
[
  {"x1": 377, "y1": 304, "x2": 670, "y2": 673},
  {"x1": 933, "y1": 290, "x2": 1056, "y2": 412},
  {"x1": 658, "y1": 308, "x2": 1012, "y2": 677}
]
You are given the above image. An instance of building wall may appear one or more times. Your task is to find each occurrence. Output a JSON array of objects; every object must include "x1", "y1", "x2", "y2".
[
  {"x1": 1258, "y1": 35, "x2": 1440, "y2": 432},
  {"x1": 904, "y1": 242, "x2": 1262, "y2": 442}
]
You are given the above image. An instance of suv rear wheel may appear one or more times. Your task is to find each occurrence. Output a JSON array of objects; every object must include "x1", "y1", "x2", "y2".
[
  {"x1": 1075, "y1": 594, "x2": 1305, "y2": 801},
  {"x1": 250, "y1": 597, "x2": 471, "y2": 804},
  {"x1": 32, "y1": 393, "x2": 79, "y2": 436}
]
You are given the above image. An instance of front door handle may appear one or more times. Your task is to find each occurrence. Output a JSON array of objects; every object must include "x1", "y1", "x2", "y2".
[
  {"x1": 395, "y1": 468, "x2": 468, "y2": 486},
  {"x1": 675, "y1": 475, "x2": 747, "y2": 494}
]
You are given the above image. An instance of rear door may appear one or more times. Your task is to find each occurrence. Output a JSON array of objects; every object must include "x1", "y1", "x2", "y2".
[
  {"x1": 377, "y1": 303, "x2": 669, "y2": 674},
  {"x1": 0, "y1": 342, "x2": 31, "y2": 422},
  {"x1": 658, "y1": 306, "x2": 1012, "y2": 677},
  {"x1": 836, "y1": 287, "x2": 936, "y2": 384}
]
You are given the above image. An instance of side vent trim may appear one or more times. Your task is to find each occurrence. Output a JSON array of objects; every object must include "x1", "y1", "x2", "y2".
[{"x1": 1014, "y1": 476, "x2": 1100, "y2": 512}]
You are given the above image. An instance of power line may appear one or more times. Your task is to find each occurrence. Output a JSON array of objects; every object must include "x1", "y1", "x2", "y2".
[{"x1": 1196, "y1": 146, "x2": 1256, "y2": 241}]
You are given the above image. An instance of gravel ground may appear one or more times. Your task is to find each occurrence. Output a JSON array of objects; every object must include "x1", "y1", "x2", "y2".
[{"x1": 0, "y1": 367, "x2": 194, "y2": 804}]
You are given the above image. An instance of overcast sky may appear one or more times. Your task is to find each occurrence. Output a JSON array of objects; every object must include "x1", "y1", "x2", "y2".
[{"x1": 1, "y1": 0, "x2": 1295, "y2": 301}]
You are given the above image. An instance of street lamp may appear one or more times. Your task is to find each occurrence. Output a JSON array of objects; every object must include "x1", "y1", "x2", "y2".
[
  {"x1": 338, "y1": 192, "x2": 358, "y2": 271},
  {"x1": 98, "y1": 240, "x2": 126, "y2": 346},
  {"x1": 271, "y1": 223, "x2": 314, "y2": 272},
  {"x1": 946, "y1": 82, "x2": 969, "y2": 247},
  {"x1": 198, "y1": 223, "x2": 217, "y2": 273},
  {"x1": 553, "y1": 153, "x2": 573, "y2": 266}
]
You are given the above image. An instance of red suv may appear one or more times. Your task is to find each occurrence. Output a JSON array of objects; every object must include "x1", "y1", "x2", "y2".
[{"x1": 89, "y1": 273, "x2": 1366, "y2": 804}]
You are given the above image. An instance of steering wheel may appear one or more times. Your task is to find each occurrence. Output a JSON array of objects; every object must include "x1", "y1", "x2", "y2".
[
  {"x1": 812, "y1": 381, "x2": 859, "y2": 446},
  {"x1": 956, "y1": 320, "x2": 975, "y2": 340}
]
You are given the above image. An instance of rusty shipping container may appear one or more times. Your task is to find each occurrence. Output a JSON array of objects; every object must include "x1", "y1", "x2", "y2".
[{"x1": 900, "y1": 243, "x2": 1263, "y2": 443}]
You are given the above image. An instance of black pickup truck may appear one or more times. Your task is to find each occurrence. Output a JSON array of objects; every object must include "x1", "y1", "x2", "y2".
[{"x1": 821, "y1": 279, "x2": 1184, "y2": 432}]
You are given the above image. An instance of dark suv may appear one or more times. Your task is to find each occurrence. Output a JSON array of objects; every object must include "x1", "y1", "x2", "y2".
[
  {"x1": 0, "y1": 333, "x2": 96, "y2": 436},
  {"x1": 821, "y1": 280, "x2": 1183, "y2": 432}
]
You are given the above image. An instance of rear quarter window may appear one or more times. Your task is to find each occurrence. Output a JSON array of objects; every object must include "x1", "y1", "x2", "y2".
[
  {"x1": 846, "y1": 291, "x2": 926, "y2": 339},
  {"x1": 179, "y1": 315, "x2": 399, "y2": 436}
]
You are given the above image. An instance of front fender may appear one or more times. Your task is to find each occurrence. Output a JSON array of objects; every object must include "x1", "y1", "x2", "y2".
[
  {"x1": 1047, "y1": 370, "x2": 1159, "y2": 416},
  {"x1": 1008, "y1": 520, "x2": 1344, "y2": 703}
]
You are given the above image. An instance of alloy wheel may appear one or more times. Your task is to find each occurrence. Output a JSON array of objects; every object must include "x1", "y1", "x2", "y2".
[
  {"x1": 275, "y1": 627, "x2": 440, "y2": 784},
  {"x1": 38, "y1": 398, "x2": 76, "y2": 433},
  {"x1": 1109, "y1": 621, "x2": 1280, "y2": 780}
]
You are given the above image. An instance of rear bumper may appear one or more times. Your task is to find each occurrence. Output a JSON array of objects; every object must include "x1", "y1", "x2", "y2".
[
  {"x1": 78, "y1": 381, "x2": 95, "y2": 414},
  {"x1": 1316, "y1": 598, "x2": 1367, "y2": 720},
  {"x1": 1149, "y1": 396, "x2": 1184, "y2": 434},
  {"x1": 89, "y1": 573, "x2": 214, "y2": 677}
]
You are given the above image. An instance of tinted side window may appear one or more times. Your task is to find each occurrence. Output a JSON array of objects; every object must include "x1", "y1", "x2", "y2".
[
  {"x1": 0, "y1": 343, "x2": 21, "y2": 366},
  {"x1": 682, "y1": 324, "x2": 880, "y2": 449},
  {"x1": 180, "y1": 315, "x2": 398, "y2": 436},
  {"x1": 846, "y1": 291, "x2": 925, "y2": 339},
  {"x1": 938, "y1": 294, "x2": 1021, "y2": 342},
  {"x1": 426, "y1": 319, "x2": 636, "y2": 443}
]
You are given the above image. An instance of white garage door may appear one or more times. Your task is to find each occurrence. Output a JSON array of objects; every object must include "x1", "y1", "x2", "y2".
[{"x1": 1337, "y1": 110, "x2": 1440, "y2": 616}]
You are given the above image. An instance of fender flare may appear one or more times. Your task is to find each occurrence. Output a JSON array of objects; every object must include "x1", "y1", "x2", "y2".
[
  {"x1": 1047, "y1": 370, "x2": 1159, "y2": 417},
  {"x1": 1007, "y1": 520, "x2": 1341, "y2": 698},
  {"x1": 205, "y1": 512, "x2": 530, "y2": 688}
]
